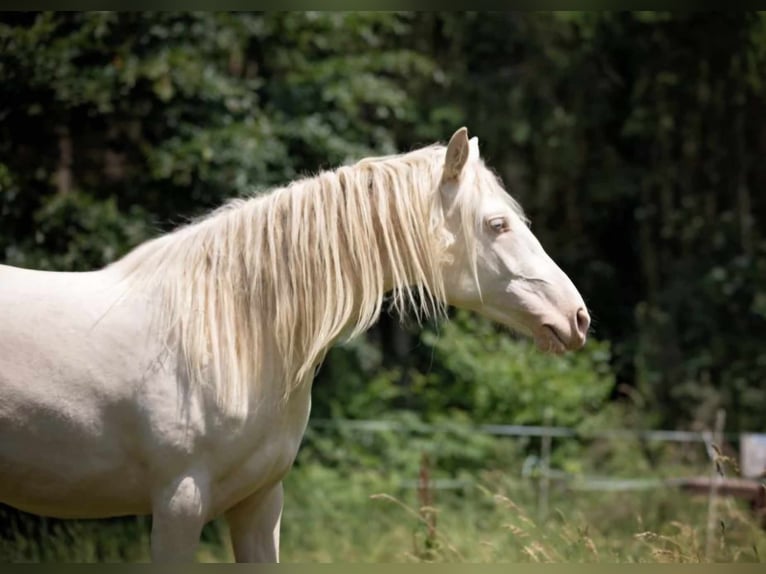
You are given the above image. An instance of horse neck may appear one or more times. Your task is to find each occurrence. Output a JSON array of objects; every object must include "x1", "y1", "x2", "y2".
[{"x1": 109, "y1": 156, "x2": 448, "y2": 404}]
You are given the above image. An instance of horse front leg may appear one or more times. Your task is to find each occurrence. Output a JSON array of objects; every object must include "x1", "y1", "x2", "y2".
[
  {"x1": 225, "y1": 482, "x2": 284, "y2": 563},
  {"x1": 150, "y1": 472, "x2": 210, "y2": 562}
]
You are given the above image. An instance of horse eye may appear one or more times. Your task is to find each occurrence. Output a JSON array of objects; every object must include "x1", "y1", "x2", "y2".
[{"x1": 487, "y1": 217, "x2": 509, "y2": 234}]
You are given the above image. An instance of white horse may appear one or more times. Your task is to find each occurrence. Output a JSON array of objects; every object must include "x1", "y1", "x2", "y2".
[{"x1": 0, "y1": 128, "x2": 589, "y2": 562}]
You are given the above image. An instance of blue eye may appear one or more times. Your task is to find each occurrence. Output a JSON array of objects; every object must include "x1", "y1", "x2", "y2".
[{"x1": 488, "y1": 217, "x2": 509, "y2": 233}]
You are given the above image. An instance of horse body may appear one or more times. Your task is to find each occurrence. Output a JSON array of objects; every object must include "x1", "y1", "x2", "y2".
[
  {"x1": 0, "y1": 263, "x2": 311, "y2": 558},
  {"x1": 0, "y1": 264, "x2": 152, "y2": 516},
  {"x1": 0, "y1": 128, "x2": 590, "y2": 561}
]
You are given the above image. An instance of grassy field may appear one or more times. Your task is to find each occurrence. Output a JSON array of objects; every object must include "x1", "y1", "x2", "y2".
[
  {"x1": 1, "y1": 461, "x2": 764, "y2": 563},
  {"x1": 277, "y1": 465, "x2": 766, "y2": 563}
]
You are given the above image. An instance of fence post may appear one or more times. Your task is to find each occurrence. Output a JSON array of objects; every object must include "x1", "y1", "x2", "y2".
[
  {"x1": 705, "y1": 408, "x2": 726, "y2": 560},
  {"x1": 538, "y1": 408, "x2": 553, "y2": 522}
]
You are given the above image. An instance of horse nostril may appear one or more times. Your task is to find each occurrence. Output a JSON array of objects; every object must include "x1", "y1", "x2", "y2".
[{"x1": 575, "y1": 307, "x2": 590, "y2": 336}]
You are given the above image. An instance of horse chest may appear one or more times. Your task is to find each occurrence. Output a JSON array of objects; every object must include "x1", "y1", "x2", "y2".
[
  {"x1": 210, "y1": 434, "x2": 297, "y2": 511},
  {"x1": 203, "y1": 387, "x2": 313, "y2": 515}
]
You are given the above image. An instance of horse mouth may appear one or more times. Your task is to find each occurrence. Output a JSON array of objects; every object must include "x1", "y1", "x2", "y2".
[
  {"x1": 535, "y1": 325, "x2": 567, "y2": 355},
  {"x1": 473, "y1": 305, "x2": 571, "y2": 355}
]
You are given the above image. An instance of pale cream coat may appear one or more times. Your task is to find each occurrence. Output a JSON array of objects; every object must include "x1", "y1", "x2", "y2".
[{"x1": 0, "y1": 128, "x2": 589, "y2": 562}]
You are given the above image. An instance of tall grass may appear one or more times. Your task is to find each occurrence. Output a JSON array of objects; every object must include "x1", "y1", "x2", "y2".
[
  {"x1": 279, "y1": 466, "x2": 766, "y2": 563},
  {"x1": 1, "y1": 460, "x2": 763, "y2": 562}
]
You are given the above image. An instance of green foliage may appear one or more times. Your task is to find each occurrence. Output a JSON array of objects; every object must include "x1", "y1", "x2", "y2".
[
  {"x1": 417, "y1": 312, "x2": 614, "y2": 426},
  {"x1": 12, "y1": 191, "x2": 150, "y2": 271},
  {"x1": 5, "y1": 11, "x2": 766, "y2": 429},
  {"x1": 3, "y1": 11, "x2": 766, "y2": 562},
  {"x1": 419, "y1": 12, "x2": 766, "y2": 432},
  {"x1": 303, "y1": 314, "x2": 614, "y2": 480}
]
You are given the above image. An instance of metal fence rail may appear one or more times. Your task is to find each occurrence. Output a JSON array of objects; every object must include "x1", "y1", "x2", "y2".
[{"x1": 309, "y1": 418, "x2": 742, "y2": 443}]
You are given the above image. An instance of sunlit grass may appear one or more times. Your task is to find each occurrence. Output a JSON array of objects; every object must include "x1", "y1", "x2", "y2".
[
  {"x1": 1, "y1": 464, "x2": 763, "y2": 562},
  {"x1": 277, "y1": 466, "x2": 766, "y2": 563}
]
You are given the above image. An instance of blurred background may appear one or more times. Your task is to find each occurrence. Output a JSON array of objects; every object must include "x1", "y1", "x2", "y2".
[{"x1": 1, "y1": 11, "x2": 765, "y2": 562}]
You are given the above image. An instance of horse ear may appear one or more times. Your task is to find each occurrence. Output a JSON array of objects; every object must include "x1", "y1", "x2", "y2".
[{"x1": 443, "y1": 127, "x2": 470, "y2": 181}]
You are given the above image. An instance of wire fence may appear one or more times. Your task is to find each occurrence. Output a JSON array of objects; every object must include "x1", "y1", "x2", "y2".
[
  {"x1": 307, "y1": 409, "x2": 766, "y2": 556},
  {"x1": 309, "y1": 417, "x2": 742, "y2": 443}
]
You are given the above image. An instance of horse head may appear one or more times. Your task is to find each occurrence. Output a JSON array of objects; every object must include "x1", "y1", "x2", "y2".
[{"x1": 439, "y1": 127, "x2": 590, "y2": 353}]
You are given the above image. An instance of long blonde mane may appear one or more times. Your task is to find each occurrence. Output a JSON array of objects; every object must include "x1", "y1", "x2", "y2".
[{"x1": 115, "y1": 143, "x2": 519, "y2": 410}]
